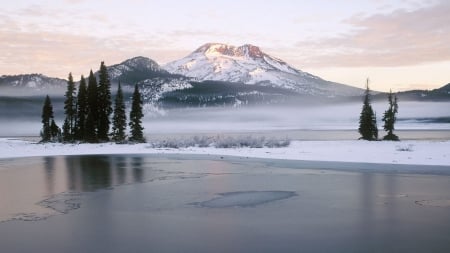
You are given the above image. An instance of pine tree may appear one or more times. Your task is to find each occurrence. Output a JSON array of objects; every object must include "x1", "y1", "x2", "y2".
[
  {"x1": 41, "y1": 95, "x2": 54, "y2": 142},
  {"x1": 358, "y1": 79, "x2": 378, "y2": 141},
  {"x1": 50, "y1": 119, "x2": 61, "y2": 142},
  {"x1": 62, "y1": 73, "x2": 77, "y2": 142},
  {"x1": 382, "y1": 90, "x2": 399, "y2": 141},
  {"x1": 97, "y1": 61, "x2": 112, "y2": 142},
  {"x1": 75, "y1": 75, "x2": 88, "y2": 141},
  {"x1": 111, "y1": 82, "x2": 127, "y2": 143},
  {"x1": 85, "y1": 70, "x2": 98, "y2": 143},
  {"x1": 129, "y1": 84, "x2": 145, "y2": 143}
]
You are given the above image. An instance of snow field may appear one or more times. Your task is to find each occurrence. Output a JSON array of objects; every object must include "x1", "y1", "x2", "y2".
[{"x1": 0, "y1": 138, "x2": 449, "y2": 166}]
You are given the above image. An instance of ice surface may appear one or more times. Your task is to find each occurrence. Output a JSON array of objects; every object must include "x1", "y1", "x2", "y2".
[
  {"x1": 1, "y1": 155, "x2": 450, "y2": 253},
  {"x1": 5, "y1": 192, "x2": 84, "y2": 222},
  {"x1": 377, "y1": 194, "x2": 408, "y2": 198},
  {"x1": 192, "y1": 191, "x2": 297, "y2": 208},
  {"x1": 38, "y1": 192, "x2": 84, "y2": 214},
  {"x1": 415, "y1": 199, "x2": 450, "y2": 207}
]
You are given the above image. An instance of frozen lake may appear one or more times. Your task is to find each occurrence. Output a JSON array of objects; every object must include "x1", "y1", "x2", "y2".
[{"x1": 1, "y1": 154, "x2": 450, "y2": 252}]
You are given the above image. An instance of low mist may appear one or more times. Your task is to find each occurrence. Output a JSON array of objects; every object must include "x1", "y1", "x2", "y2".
[
  {"x1": 144, "y1": 101, "x2": 450, "y2": 134},
  {"x1": 1, "y1": 100, "x2": 449, "y2": 137}
]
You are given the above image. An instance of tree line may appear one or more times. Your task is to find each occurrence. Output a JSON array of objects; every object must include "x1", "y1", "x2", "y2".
[
  {"x1": 40, "y1": 62, "x2": 145, "y2": 143},
  {"x1": 359, "y1": 78, "x2": 399, "y2": 141},
  {"x1": 41, "y1": 71, "x2": 397, "y2": 143}
]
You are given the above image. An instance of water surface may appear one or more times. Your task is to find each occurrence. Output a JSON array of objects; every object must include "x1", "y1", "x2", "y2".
[{"x1": 1, "y1": 154, "x2": 450, "y2": 253}]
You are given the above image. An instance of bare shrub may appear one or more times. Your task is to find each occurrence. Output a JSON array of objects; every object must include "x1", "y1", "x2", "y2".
[
  {"x1": 148, "y1": 135, "x2": 290, "y2": 149},
  {"x1": 396, "y1": 144, "x2": 414, "y2": 152}
]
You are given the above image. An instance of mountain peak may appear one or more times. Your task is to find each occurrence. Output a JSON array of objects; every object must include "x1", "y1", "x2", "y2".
[
  {"x1": 238, "y1": 44, "x2": 264, "y2": 58},
  {"x1": 107, "y1": 56, "x2": 170, "y2": 82},
  {"x1": 194, "y1": 43, "x2": 264, "y2": 59},
  {"x1": 118, "y1": 56, "x2": 160, "y2": 70}
]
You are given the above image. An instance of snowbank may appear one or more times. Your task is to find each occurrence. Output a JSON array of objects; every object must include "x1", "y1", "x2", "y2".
[{"x1": 0, "y1": 138, "x2": 449, "y2": 166}]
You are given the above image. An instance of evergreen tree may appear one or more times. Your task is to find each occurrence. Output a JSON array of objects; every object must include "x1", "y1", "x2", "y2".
[
  {"x1": 85, "y1": 70, "x2": 98, "y2": 143},
  {"x1": 62, "y1": 73, "x2": 77, "y2": 142},
  {"x1": 97, "y1": 61, "x2": 112, "y2": 142},
  {"x1": 111, "y1": 82, "x2": 127, "y2": 143},
  {"x1": 75, "y1": 75, "x2": 88, "y2": 141},
  {"x1": 129, "y1": 84, "x2": 145, "y2": 143},
  {"x1": 382, "y1": 90, "x2": 399, "y2": 141},
  {"x1": 41, "y1": 95, "x2": 54, "y2": 142},
  {"x1": 358, "y1": 79, "x2": 378, "y2": 141},
  {"x1": 50, "y1": 119, "x2": 61, "y2": 142}
]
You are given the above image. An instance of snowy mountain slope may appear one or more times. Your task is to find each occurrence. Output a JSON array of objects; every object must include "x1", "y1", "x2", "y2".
[
  {"x1": 158, "y1": 80, "x2": 301, "y2": 108},
  {"x1": 164, "y1": 43, "x2": 362, "y2": 96},
  {"x1": 137, "y1": 77, "x2": 192, "y2": 102},
  {"x1": 105, "y1": 57, "x2": 192, "y2": 109},
  {"x1": 0, "y1": 74, "x2": 67, "y2": 96},
  {"x1": 107, "y1": 56, "x2": 174, "y2": 84}
]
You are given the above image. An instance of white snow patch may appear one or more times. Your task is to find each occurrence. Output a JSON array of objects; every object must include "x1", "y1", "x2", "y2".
[{"x1": 0, "y1": 138, "x2": 449, "y2": 166}]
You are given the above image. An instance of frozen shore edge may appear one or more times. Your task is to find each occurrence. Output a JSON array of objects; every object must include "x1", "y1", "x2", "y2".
[{"x1": 1, "y1": 138, "x2": 449, "y2": 167}]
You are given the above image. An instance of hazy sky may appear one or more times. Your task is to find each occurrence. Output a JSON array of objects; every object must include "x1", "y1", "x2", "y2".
[{"x1": 1, "y1": 0, "x2": 449, "y2": 91}]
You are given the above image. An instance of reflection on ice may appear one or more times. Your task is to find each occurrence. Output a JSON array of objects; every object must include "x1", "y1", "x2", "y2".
[
  {"x1": 193, "y1": 191, "x2": 297, "y2": 208},
  {"x1": 0, "y1": 155, "x2": 148, "y2": 222}
]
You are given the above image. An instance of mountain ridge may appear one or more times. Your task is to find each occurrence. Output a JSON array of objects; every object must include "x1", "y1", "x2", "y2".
[
  {"x1": 0, "y1": 74, "x2": 67, "y2": 96},
  {"x1": 1, "y1": 47, "x2": 449, "y2": 103}
]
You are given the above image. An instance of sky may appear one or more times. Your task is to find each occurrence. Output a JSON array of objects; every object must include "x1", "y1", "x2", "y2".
[{"x1": 0, "y1": 0, "x2": 449, "y2": 91}]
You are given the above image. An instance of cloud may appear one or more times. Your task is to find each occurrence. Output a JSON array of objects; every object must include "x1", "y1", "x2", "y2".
[
  {"x1": 64, "y1": 0, "x2": 88, "y2": 4},
  {"x1": 293, "y1": 1, "x2": 450, "y2": 67},
  {"x1": 15, "y1": 4, "x2": 72, "y2": 20},
  {"x1": 169, "y1": 30, "x2": 223, "y2": 38},
  {"x1": 0, "y1": 30, "x2": 188, "y2": 78}
]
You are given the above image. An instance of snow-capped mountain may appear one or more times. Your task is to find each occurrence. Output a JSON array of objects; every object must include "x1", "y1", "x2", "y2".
[
  {"x1": 164, "y1": 43, "x2": 362, "y2": 96},
  {"x1": 104, "y1": 56, "x2": 192, "y2": 108},
  {"x1": 107, "y1": 56, "x2": 174, "y2": 84},
  {"x1": 0, "y1": 74, "x2": 67, "y2": 96}
]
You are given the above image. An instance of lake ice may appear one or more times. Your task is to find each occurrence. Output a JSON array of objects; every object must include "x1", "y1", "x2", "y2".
[
  {"x1": 1, "y1": 154, "x2": 450, "y2": 253},
  {"x1": 192, "y1": 191, "x2": 297, "y2": 208}
]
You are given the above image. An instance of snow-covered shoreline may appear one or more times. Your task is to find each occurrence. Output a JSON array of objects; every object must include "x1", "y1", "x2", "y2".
[{"x1": 0, "y1": 138, "x2": 449, "y2": 166}]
